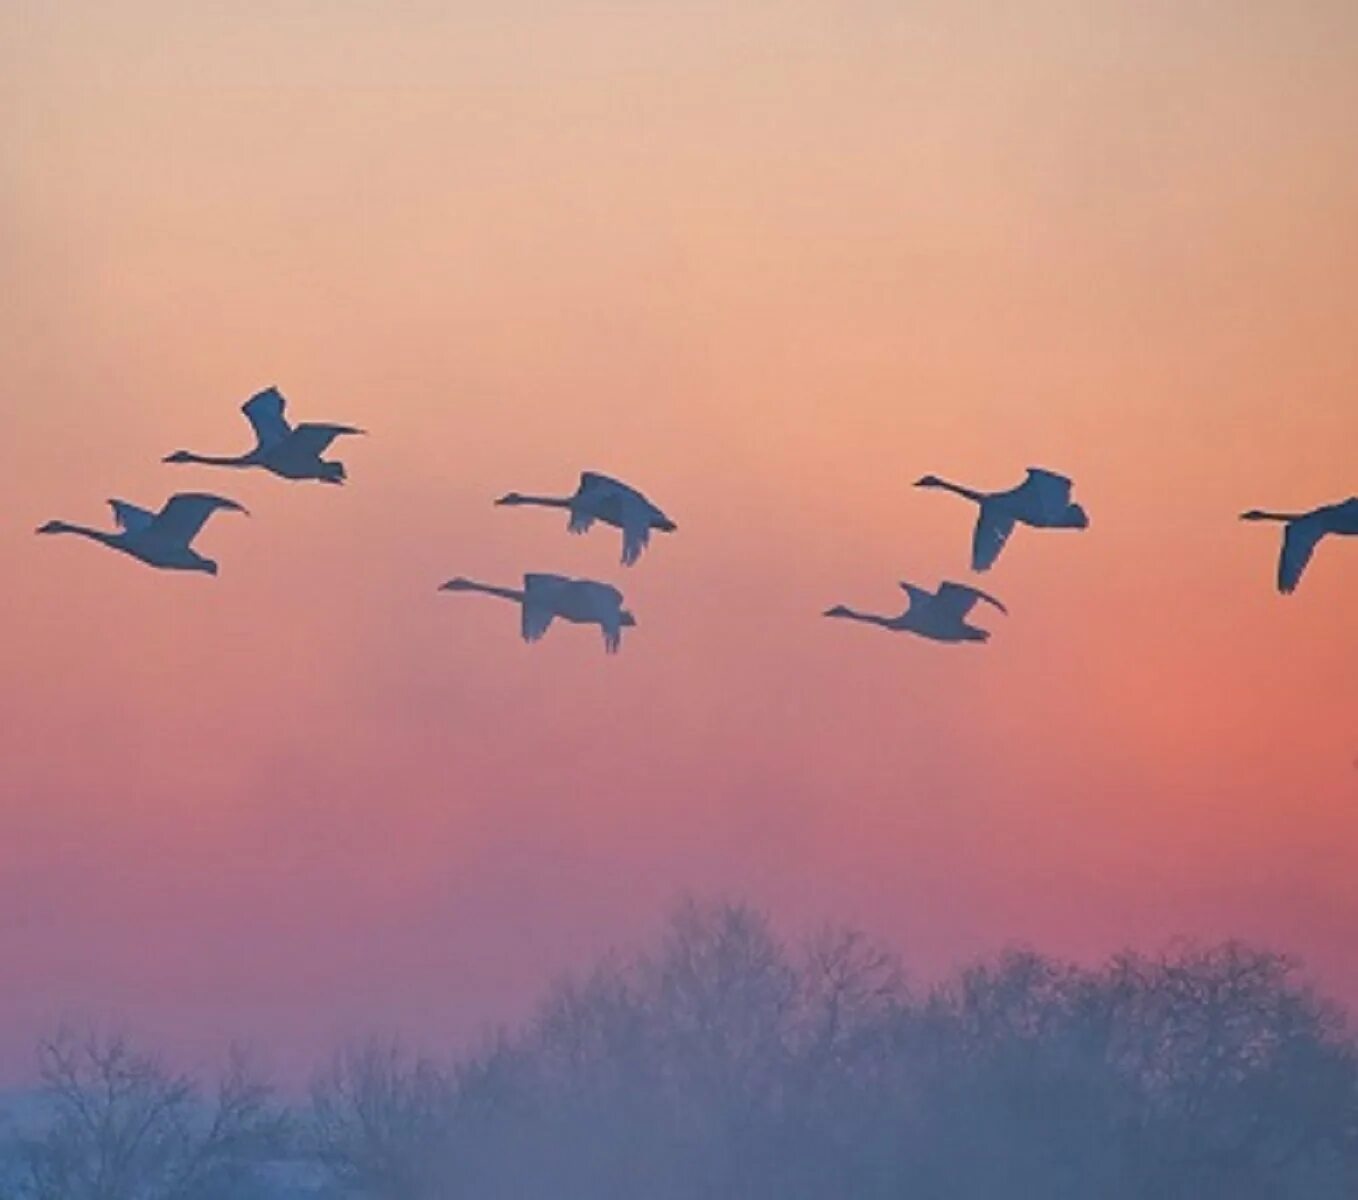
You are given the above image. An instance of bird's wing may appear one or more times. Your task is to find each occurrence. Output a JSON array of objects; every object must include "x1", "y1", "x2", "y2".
[
  {"x1": 1278, "y1": 518, "x2": 1326, "y2": 594},
  {"x1": 149, "y1": 494, "x2": 247, "y2": 546},
  {"x1": 107, "y1": 499, "x2": 157, "y2": 535},
  {"x1": 619, "y1": 496, "x2": 653, "y2": 566},
  {"x1": 520, "y1": 598, "x2": 556, "y2": 643},
  {"x1": 568, "y1": 505, "x2": 597, "y2": 534},
  {"x1": 285, "y1": 423, "x2": 365, "y2": 458},
  {"x1": 935, "y1": 582, "x2": 1008, "y2": 619},
  {"x1": 520, "y1": 574, "x2": 569, "y2": 643},
  {"x1": 898, "y1": 583, "x2": 933, "y2": 612},
  {"x1": 1022, "y1": 468, "x2": 1074, "y2": 519},
  {"x1": 972, "y1": 504, "x2": 1016, "y2": 571},
  {"x1": 242, "y1": 388, "x2": 292, "y2": 450},
  {"x1": 571, "y1": 472, "x2": 627, "y2": 533},
  {"x1": 578, "y1": 580, "x2": 626, "y2": 652},
  {"x1": 579, "y1": 471, "x2": 629, "y2": 496},
  {"x1": 600, "y1": 612, "x2": 623, "y2": 653}
]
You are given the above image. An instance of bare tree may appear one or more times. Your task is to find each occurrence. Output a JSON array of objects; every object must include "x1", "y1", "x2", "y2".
[
  {"x1": 13, "y1": 1029, "x2": 286, "y2": 1200},
  {"x1": 309, "y1": 1041, "x2": 454, "y2": 1200}
]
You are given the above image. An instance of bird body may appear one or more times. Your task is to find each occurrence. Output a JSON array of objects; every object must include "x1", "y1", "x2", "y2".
[
  {"x1": 496, "y1": 472, "x2": 676, "y2": 565},
  {"x1": 1240, "y1": 497, "x2": 1358, "y2": 593},
  {"x1": 36, "y1": 494, "x2": 248, "y2": 574},
  {"x1": 165, "y1": 387, "x2": 364, "y2": 484},
  {"x1": 915, "y1": 467, "x2": 1088, "y2": 570},
  {"x1": 441, "y1": 572, "x2": 636, "y2": 653},
  {"x1": 824, "y1": 580, "x2": 1008, "y2": 643}
]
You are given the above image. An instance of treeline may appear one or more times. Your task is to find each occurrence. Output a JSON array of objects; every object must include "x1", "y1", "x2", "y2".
[{"x1": 3, "y1": 900, "x2": 1357, "y2": 1199}]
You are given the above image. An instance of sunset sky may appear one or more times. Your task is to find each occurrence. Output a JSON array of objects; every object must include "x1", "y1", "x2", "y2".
[{"x1": 2, "y1": 0, "x2": 1356, "y2": 1083}]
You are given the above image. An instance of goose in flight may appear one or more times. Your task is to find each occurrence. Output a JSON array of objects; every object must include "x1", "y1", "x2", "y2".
[
  {"x1": 824, "y1": 579, "x2": 1008, "y2": 643},
  {"x1": 36, "y1": 493, "x2": 248, "y2": 574},
  {"x1": 1240, "y1": 497, "x2": 1358, "y2": 593},
  {"x1": 495, "y1": 472, "x2": 676, "y2": 565},
  {"x1": 165, "y1": 386, "x2": 364, "y2": 483},
  {"x1": 915, "y1": 467, "x2": 1089, "y2": 571},
  {"x1": 440, "y1": 573, "x2": 637, "y2": 653}
]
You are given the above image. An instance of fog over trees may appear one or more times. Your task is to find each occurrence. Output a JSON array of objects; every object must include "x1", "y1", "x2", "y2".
[{"x1": 3, "y1": 900, "x2": 1355, "y2": 1199}]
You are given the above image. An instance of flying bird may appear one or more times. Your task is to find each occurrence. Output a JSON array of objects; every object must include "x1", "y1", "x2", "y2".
[
  {"x1": 36, "y1": 493, "x2": 248, "y2": 575},
  {"x1": 495, "y1": 472, "x2": 676, "y2": 565},
  {"x1": 915, "y1": 467, "x2": 1089, "y2": 571},
  {"x1": 824, "y1": 580, "x2": 1008, "y2": 643},
  {"x1": 165, "y1": 386, "x2": 364, "y2": 483},
  {"x1": 1240, "y1": 497, "x2": 1358, "y2": 593},
  {"x1": 440, "y1": 573, "x2": 637, "y2": 653}
]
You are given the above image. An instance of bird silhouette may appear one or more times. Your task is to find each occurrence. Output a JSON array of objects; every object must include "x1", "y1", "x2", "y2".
[
  {"x1": 495, "y1": 472, "x2": 676, "y2": 565},
  {"x1": 1240, "y1": 497, "x2": 1358, "y2": 593},
  {"x1": 440, "y1": 573, "x2": 637, "y2": 653},
  {"x1": 36, "y1": 494, "x2": 248, "y2": 575},
  {"x1": 824, "y1": 580, "x2": 1008, "y2": 643},
  {"x1": 915, "y1": 467, "x2": 1088, "y2": 571},
  {"x1": 164, "y1": 386, "x2": 364, "y2": 484}
]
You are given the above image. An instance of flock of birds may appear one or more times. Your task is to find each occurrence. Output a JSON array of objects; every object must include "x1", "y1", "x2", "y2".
[{"x1": 37, "y1": 387, "x2": 1358, "y2": 654}]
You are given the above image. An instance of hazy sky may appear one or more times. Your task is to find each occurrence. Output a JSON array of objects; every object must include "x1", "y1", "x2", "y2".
[{"x1": 2, "y1": 1, "x2": 1356, "y2": 1083}]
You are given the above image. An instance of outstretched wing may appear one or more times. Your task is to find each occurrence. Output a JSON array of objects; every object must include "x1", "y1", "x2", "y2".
[
  {"x1": 571, "y1": 472, "x2": 627, "y2": 535},
  {"x1": 521, "y1": 574, "x2": 570, "y2": 643},
  {"x1": 1021, "y1": 468, "x2": 1074, "y2": 521},
  {"x1": 108, "y1": 499, "x2": 156, "y2": 535},
  {"x1": 934, "y1": 582, "x2": 1008, "y2": 620},
  {"x1": 579, "y1": 471, "x2": 630, "y2": 497},
  {"x1": 898, "y1": 582, "x2": 933, "y2": 613},
  {"x1": 972, "y1": 504, "x2": 1016, "y2": 571},
  {"x1": 577, "y1": 580, "x2": 627, "y2": 653},
  {"x1": 242, "y1": 387, "x2": 292, "y2": 450},
  {"x1": 149, "y1": 493, "x2": 248, "y2": 547},
  {"x1": 619, "y1": 496, "x2": 653, "y2": 566},
  {"x1": 568, "y1": 506, "x2": 596, "y2": 535},
  {"x1": 286, "y1": 423, "x2": 365, "y2": 459},
  {"x1": 1278, "y1": 518, "x2": 1326, "y2": 594}
]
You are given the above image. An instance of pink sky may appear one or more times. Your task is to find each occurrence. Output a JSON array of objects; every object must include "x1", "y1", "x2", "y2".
[{"x1": 2, "y1": 1, "x2": 1356, "y2": 1083}]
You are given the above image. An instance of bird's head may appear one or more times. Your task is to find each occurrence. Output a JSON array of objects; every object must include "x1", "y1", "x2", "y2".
[
  {"x1": 439, "y1": 577, "x2": 473, "y2": 592},
  {"x1": 1067, "y1": 502, "x2": 1090, "y2": 529},
  {"x1": 163, "y1": 450, "x2": 194, "y2": 464},
  {"x1": 35, "y1": 519, "x2": 68, "y2": 535},
  {"x1": 201, "y1": 558, "x2": 220, "y2": 577},
  {"x1": 914, "y1": 474, "x2": 943, "y2": 489},
  {"x1": 320, "y1": 461, "x2": 347, "y2": 485},
  {"x1": 620, "y1": 609, "x2": 637, "y2": 628},
  {"x1": 961, "y1": 626, "x2": 990, "y2": 643},
  {"x1": 1239, "y1": 509, "x2": 1269, "y2": 521},
  {"x1": 656, "y1": 515, "x2": 678, "y2": 533},
  {"x1": 494, "y1": 492, "x2": 526, "y2": 506},
  {"x1": 823, "y1": 604, "x2": 853, "y2": 618}
]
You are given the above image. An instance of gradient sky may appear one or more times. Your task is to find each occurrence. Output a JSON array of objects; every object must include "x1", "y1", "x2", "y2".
[{"x1": 2, "y1": 0, "x2": 1356, "y2": 1084}]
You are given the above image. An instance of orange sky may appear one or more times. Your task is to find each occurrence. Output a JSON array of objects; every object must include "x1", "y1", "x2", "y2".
[{"x1": 2, "y1": 1, "x2": 1356, "y2": 1082}]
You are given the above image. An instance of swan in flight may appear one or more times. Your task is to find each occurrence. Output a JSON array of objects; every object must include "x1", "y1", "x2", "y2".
[
  {"x1": 440, "y1": 573, "x2": 637, "y2": 653},
  {"x1": 915, "y1": 467, "x2": 1089, "y2": 571},
  {"x1": 824, "y1": 579, "x2": 1008, "y2": 643},
  {"x1": 165, "y1": 386, "x2": 364, "y2": 484},
  {"x1": 1240, "y1": 497, "x2": 1358, "y2": 593},
  {"x1": 36, "y1": 493, "x2": 248, "y2": 574},
  {"x1": 495, "y1": 472, "x2": 676, "y2": 566}
]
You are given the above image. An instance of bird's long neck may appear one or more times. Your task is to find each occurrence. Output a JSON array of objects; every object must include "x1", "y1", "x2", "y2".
[
  {"x1": 924, "y1": 477, "x2": 985, "y2": 503},
  {"x1": 512, "y1": 494, "x2": 573, "y2": 509},
  {"x1": 178, "y1": 451, "x2": 254, "y2": 467},
  {"x1": 1243, "y1": 510, "x2": 1302, "y2": 523},
  {"x1": 455, "y1": 580, "x2": 526, "y2": 603},
  {"x1": 836, "y1": 608, "x2": 893, "y2": 628},
  {"x1": 46, "y1": 522, "x2": 119, "y2": 547}
]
